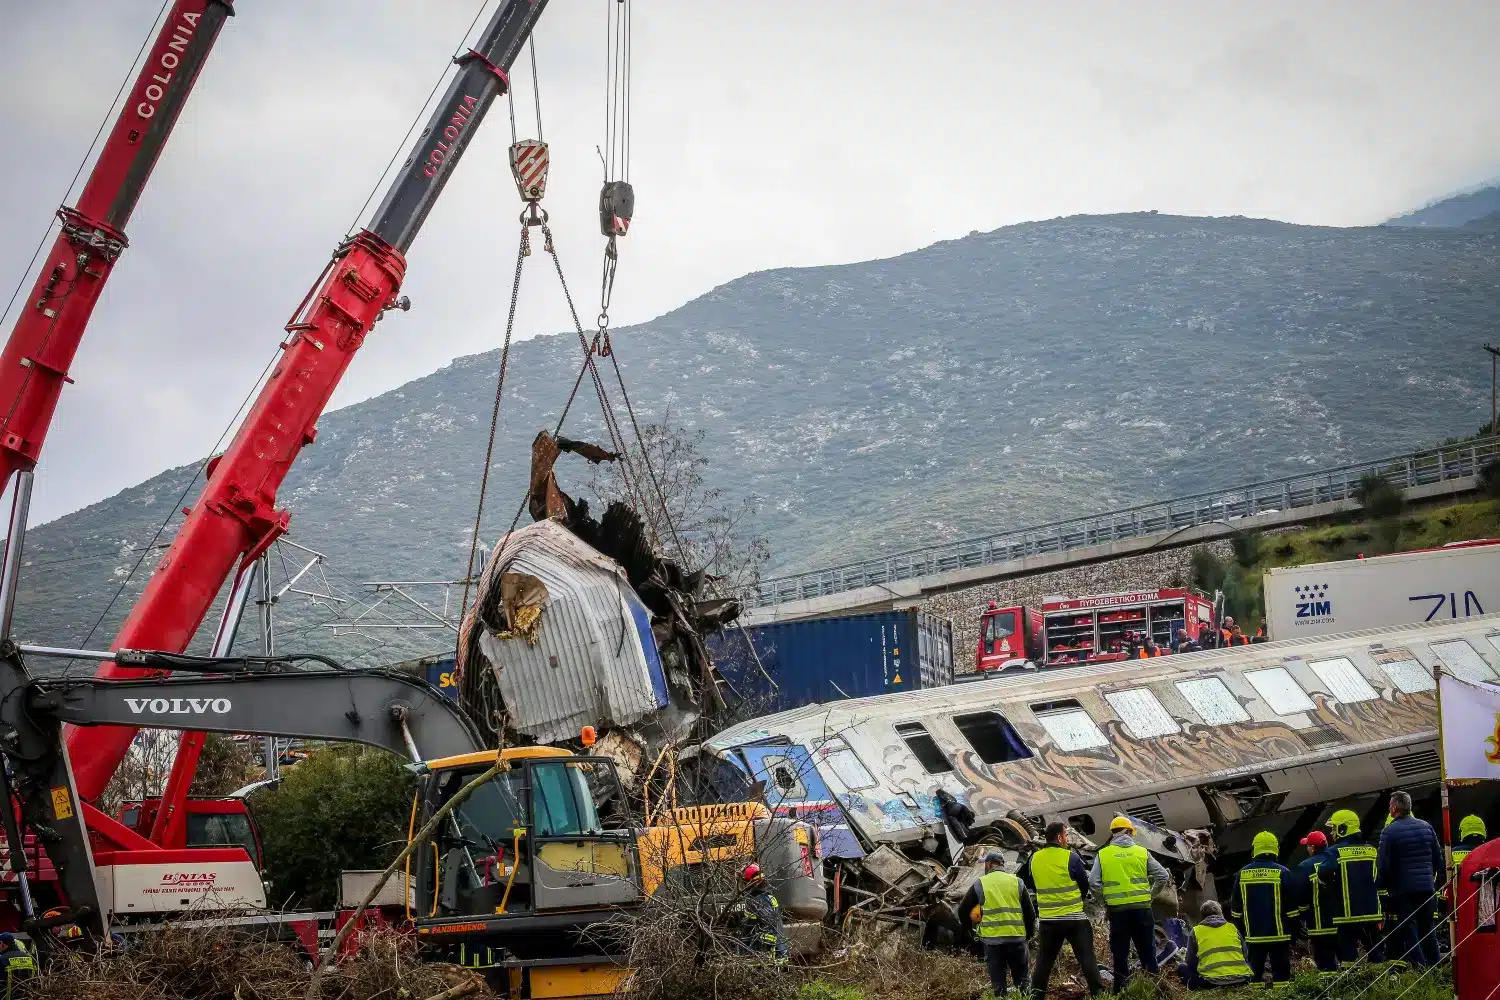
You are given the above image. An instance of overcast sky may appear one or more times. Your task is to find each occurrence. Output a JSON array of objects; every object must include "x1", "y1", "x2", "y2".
[{"x1": 1, "y1": 0, "x2": 1497, "y2": 525}]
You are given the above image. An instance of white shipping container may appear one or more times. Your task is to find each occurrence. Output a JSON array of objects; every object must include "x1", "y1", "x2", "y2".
[{"x1": 1264, "y1": 541, "x2": 1500, "y2": 640}]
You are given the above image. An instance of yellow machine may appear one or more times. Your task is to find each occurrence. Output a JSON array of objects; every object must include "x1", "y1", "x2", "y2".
[{"x1": 403, "y1": 746, "x2": 822, "y2": 998}]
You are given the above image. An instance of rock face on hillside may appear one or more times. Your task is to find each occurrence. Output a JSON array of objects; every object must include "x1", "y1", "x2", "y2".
[{"x1": 13, "y1": 211, "x2": 1498, "y2": 662}]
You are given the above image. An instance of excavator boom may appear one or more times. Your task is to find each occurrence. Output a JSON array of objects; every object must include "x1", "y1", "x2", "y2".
[{"x1": 0, "y1": 1, "x2": 233, "y2": 475}]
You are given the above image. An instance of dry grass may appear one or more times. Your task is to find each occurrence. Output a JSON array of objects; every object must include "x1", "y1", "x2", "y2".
[{"x1": 28, "y1": 924, "x2": 487, "y2": 1000}]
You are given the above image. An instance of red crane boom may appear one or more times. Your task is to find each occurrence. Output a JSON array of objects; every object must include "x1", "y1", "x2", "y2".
[
  {"x1": 67, "y1": 0, "x2": 551, "y2": 840},
  {"x1": 0, "y1": 1, "x2": 234, "y2": 478}
]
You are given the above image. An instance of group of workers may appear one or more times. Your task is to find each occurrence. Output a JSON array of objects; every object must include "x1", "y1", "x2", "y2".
[
  {"x1": 961, "y1": 796, "x2": 1491, "y2": 996},
  {"x1": 1052, "y1": 616, "x2": 1267, "y2": 665}
]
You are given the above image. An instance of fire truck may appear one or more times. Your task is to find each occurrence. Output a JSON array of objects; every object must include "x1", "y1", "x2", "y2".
[{"x1": 975, "y1": 588, "x2": 1217, "y2": 673}]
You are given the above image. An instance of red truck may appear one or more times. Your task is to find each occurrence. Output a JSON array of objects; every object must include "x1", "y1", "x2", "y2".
[{"x1": 975, "y1": 588, "x2": 1217, "y2": 673}]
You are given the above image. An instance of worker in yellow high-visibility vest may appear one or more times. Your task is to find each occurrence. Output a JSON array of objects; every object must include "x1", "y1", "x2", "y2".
[
  {"x1": 1022, "y1": 822, "x2": 1104, "y2": 1000},
  {"x1": 960, "y1": 850, "x2": 1037, "y2": 997},
  {"x1": 1089, "y1": 816, "x2": 1171, "y2": 991},
  {"x1": 1451, "y1": 815, "x2": 1487, "y2": 897}
]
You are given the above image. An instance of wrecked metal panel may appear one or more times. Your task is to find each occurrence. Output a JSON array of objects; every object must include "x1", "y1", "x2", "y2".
[
  {"x1": 703, "y1": 614, "x2": 1495, "y2": 846},
  {"x1": 474, "y1": 520, "x2": 668, "y2": 744}
]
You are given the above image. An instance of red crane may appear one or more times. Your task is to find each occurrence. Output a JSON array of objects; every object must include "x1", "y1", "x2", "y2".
[
  {"x1": 66, "y1": 0, "x2": 552, "y2": 850},
  {"x1": 0, "y1": 1, "x2": 234, "y2": 479}
]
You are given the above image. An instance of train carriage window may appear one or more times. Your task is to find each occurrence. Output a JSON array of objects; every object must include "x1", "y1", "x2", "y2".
[
  {"x1": 952, "y1": 712, "x2": 1034, "y2": 764},
  {"x1": 1175, "y1": 677, "x2": 1250, "y2": 725},
  {"x1": 1372, "y1": 648, "x2": 1435, "y2": 694},
  {"x1": 1245, "y1": 667, "x2": 1316, "y2": 715},
  {"x1": 1104, "y1": 689, "x2": 1180, "y2": 739},
  {"x1": 1431, "y1": 640, "x2": 1499, "y2": 682},
  {"x1": 760, "y1": 754, "x2": 810, "y2": 801},
  {"x1": 1309, "y1": 657, "x2": 1378, "y2": 703},
  {"x1": 811, "y1": 737, "x2": 878, "y2": 790},
  {"x1": 893, "y1": 722, "x2": 954, "y2": 774},
  {"x1": 1032, "y1": 701, "x2": 1109, "y2": 751}
]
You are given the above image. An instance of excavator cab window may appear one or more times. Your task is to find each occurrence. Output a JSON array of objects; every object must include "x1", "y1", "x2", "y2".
[
  {"x1": 531, "y1": 761, "x2": 603, "y2": 836},
  {"x1": 525, "y1": 758, "x2": 643, "y2": 913}
]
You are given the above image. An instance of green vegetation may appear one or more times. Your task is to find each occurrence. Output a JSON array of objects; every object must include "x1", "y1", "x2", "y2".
[
  {"x1": 250, "y1": 745, "x2": 415, "y2": 910},
  {"x1": 1191, "y1": 496, "x2": 1500, "y2": 626}
]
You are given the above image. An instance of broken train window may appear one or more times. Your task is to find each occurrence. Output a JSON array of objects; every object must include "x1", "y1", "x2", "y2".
[
  {"x1": 1431, "y1": 639, "x2": 1498, "y2": 683},
  {"x1": 1175, "y1": 677, "x2": 1250, "y2": 725},
  {"x1": 893, "y1": 721, "x2": 955, "y2": 774},
  {"x1": 1371, "y1": 647, "x2": 1435, "y2": 694},
  {"x1": 952, "y1": 711, "x2": 1033, "y2": 764},
  {"x1": 811, "y1": 736, "x2": 878, "y2": 790},
  {"x1": 1244, "y1": 667, "x2": 1315, "y2": 715},
  {"x1": 1308, "y1": 657, "x2": 1378, "y2": 703},
  {"x1": 1030, "y1": 700, "x2": 1109, "y2": 752},
  {"x1": 1104, "y1": 689, "x2": 1179, "y2": 739},
  {"x1": 760, "y1": 754, "x2": 809, "y2": 801}
]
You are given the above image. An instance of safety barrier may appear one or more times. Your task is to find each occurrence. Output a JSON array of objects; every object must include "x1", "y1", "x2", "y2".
[{"x1": 747, "y1": 437, "x2": 1500, "y2": 609}]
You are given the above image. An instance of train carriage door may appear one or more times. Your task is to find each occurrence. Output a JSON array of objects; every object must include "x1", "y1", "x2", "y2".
[
  {"x1": 527, "y1": 758, "x2": 643, "y2": 911},
  {"x1": 738, "y1": 744, "x2": 863, "y2": 859}
]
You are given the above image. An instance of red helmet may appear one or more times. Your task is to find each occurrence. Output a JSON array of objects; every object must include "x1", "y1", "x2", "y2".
[{"x1": 741, "y1": 863, "x2": 763, "y2": 882}]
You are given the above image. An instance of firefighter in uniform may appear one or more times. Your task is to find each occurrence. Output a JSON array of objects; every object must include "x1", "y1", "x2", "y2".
[
  {"x1": 1295, "y1": 830, "x2": 1341, "y2": 972},
  {"x1": 960, "y1": 850, "x2": 1036, "y2": 997},
  {"x1": 729, "y1": 863, "x2": 788, "y2": 962},
  {"x1": 1229, "y1": 830, "x2": 1298, "y2": 983},
  {"x1": 1326, "y1": 809, "x2": 1384, "y2": 963},
  {"x1": 0, "y1": 933, "x2": 34, "y2": 999}
]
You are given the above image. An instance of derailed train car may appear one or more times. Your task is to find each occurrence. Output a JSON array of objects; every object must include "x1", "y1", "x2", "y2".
[{"x1": 691, "y1": 614, "x2": 1500, "y2": 874}]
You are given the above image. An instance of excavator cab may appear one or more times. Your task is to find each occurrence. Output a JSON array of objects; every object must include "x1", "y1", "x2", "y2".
[{"x1": 408, "y1": 747, "x2": 643, "y2": 925}]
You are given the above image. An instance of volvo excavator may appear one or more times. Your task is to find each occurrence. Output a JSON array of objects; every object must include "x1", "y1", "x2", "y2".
[{"x1": 0, "y1": 639, "x2": 823, "y2": 995}]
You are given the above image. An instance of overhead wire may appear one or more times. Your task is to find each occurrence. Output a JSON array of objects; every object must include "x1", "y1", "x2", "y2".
[{"x1": 0, "y1": 0, "x2": 172, "y2": 332}]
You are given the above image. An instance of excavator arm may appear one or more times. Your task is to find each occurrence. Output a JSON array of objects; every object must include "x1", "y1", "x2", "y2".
[{"x1": 0, "y1": 644, "x2": 483, "y2": 941}]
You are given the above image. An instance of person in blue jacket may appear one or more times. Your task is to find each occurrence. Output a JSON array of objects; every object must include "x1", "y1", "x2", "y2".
[
  {"x1": 1326, "y1": 809, "x2": 1384, "y2": 963},
  {"x1": 1228, "y1": 830, "x2": 1299, "y2": 983},
  {"x1": 1377, "y1": 790, "x2": 1444, "y2": 968}
]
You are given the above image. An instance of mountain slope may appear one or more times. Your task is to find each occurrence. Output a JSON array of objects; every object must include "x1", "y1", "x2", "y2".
[
  {"x1": 1386, "y1": 182, "x2": 1500, "y2": 228},
  {"x1": 14, "y1": 211, "x2": 1498, "y2": 662}
]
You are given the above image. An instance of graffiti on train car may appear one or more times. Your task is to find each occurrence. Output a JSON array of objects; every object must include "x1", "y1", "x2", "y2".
[{"x1": 830, "y1": 683, "x2": 1436, "y2": 831}]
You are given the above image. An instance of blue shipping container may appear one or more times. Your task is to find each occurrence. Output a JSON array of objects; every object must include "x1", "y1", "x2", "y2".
[
  {"x1": 708, "y1": 609, "x2": 954, "y2": 716},
  {"x1": 423, "y1": 656, "x2": 460, "y2": 701}
]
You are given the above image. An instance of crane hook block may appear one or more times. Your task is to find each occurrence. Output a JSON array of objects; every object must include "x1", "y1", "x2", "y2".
[
  {"x1": 509, "y1": 140, "x2": 550, "y2": 203},
  {"x1": 599, "y1": 181, "x2": 634, "y2": 237}
]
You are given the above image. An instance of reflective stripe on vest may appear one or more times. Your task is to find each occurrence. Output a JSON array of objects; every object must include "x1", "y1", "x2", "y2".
[
  {"x1": 1452, "y1": 848, "x2": 1472, "y2": 886},
  {"x1": 1030, "y1": 846, "x2": 1084, "y2": 918},
  {"x1": 1335, "y1": 845, "x2": 1381, "y2": 924},
  {"x1": 977, "y1": 870, "x2": 1026, "y2": 939},
  {"x1": 1098, "y1": 845, "x2": 1152, "y2": 908},
  {"x1": 1191, "y1": 922, "x2": 1252, "y2": 981},
  {"x1": 1239, "y1": 867, "x2": 1290, "y2": 943},
  {"x1": 1305, "y1": 860, "x2": 1336, "y2": 935}
]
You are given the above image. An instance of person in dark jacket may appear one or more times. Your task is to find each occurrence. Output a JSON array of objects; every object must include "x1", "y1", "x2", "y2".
[
  {"x1": 1326, "y1": 809, "x2": 1384, "y2": 963},
  {"x1": 1295, "y1": 830, "x2": 1341, "y2": 972},
  {"x1": 1021, "y1": 823, "x2": 1104, "y2": 1000},
  {"x1": 1180, "y1": 900, "x2": 1253, "y2": 990},
  {"x1": 935, "y1": 788, "x2": 975, "y2": 848},
  {"x1": 728, "y1": 864, "x2": 788, "y2": 962},
  {"x1": 1198, "y1": 626, "x2": 1218, "y2": 650},
  {"x1": 1378, "y1": 791, "x2": 1444, "y2": 968},
  {"x1": 959, "y1": 851, "x2": 1037, "y2": 997},
  {"x1": 1229, "y1": 830, "x2": 1299, "y2": 983}
]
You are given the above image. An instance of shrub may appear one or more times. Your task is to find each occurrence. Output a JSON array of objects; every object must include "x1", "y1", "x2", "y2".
[
  {"x1": 1354, "y1": 472, "x2": 1405, "y2": 520},
  {"x1": 1230, "y1": 533, "x2": 1260, "y2": 569},
  {"x1": 1188, "y1": 549, "x2": 1225, "y2": 594},
  {"x1": 250, "y1": 746, "x2": 415, "y2": 910}
]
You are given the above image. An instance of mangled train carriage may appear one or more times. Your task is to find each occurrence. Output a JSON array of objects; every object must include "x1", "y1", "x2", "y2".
[{"x1": 689, "y1": 614, "x2": 1500, "y2": 884}]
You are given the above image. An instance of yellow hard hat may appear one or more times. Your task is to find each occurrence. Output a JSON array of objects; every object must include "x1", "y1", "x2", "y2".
[
  {"x1": 1326, "y1": 809, "x2": 1361, "y2": 838},
  {"x1": 1110, "y1": 816, "x2": 1135, "y2": 835},
  {"x1": 1252, "y1": 830, "x2": 1280, "y2": 857},
  {"x1": 1460, "y1": 815, "x2": 1487, "y2": 841}
]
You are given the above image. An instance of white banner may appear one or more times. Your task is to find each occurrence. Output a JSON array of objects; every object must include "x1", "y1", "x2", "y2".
[{"x1": 1439, "y1": 672, "x2": 1500, "y2": 780}]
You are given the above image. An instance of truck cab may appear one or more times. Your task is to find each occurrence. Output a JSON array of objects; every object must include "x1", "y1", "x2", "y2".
[
  {"x1": 974, "y1": 603, "x2": 1044, "y2": 672},
  {"x1": 116, "y1": 798, "x2": 263, "y2": 869}
]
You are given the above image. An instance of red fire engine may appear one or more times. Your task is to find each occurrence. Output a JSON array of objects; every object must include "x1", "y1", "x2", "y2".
[{"x1": 975, "y1": 588, "x2": 1217, "y2": 672}]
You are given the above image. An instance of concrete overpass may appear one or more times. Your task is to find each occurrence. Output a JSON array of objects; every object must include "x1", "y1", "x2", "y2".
[{"x1": 743, "y1": 437, "x2": 1497, "y2": 626}]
